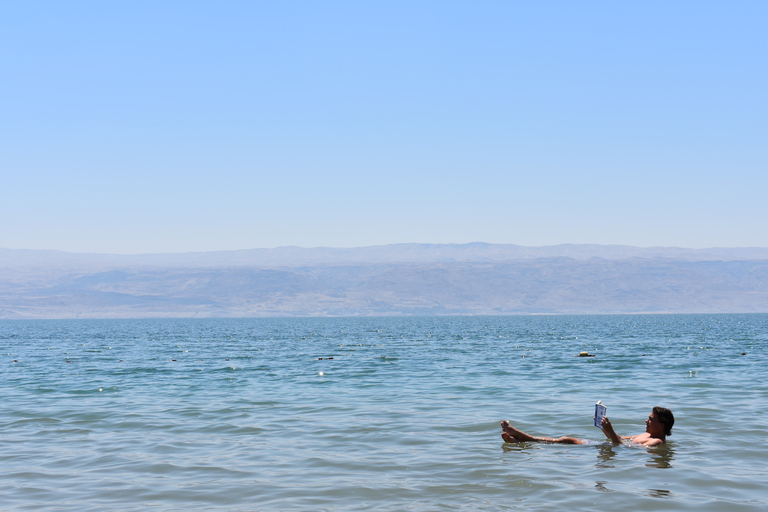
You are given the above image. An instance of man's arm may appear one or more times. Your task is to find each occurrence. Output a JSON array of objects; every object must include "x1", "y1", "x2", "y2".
[{"x1": 600, "y1": 417, "x2": 622, "y2": 444}]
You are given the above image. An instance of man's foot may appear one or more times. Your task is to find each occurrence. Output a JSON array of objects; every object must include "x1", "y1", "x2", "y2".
[
  {"x1": 501, "y1": 421, "x2": 537, "y2": 442},
  {"x1": 501, "y1": 432, "x2": 519, "y2": 443}
]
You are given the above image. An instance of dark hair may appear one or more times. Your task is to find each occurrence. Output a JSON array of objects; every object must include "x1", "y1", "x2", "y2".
[{"x1": 653, "y1": 406, "x2": 675, "y2": 436}]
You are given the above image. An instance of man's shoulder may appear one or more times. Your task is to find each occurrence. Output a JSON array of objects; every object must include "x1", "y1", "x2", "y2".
[{"x1": 631, "y1": 433, "x2": 664, "y2": 446}]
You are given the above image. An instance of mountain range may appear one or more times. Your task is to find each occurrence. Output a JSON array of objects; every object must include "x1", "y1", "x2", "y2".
[{"x1": 1, "y1": 243, "x2": 767, "y2": 318}]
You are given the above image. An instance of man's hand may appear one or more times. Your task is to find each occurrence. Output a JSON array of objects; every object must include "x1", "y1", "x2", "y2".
[{"x1": 601, "y1": 417, "x2": 622, "y2": 444}]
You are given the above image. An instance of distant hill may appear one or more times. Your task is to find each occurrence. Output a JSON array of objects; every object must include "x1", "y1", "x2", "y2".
[
  {"x1": 3, "y1": 243, "x2": 768, "y2": 269},
  {"x1": 1, "y1": 243, "x2": 767, "y2": 318}
]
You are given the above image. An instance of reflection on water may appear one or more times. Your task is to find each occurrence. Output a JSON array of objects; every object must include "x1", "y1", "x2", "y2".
[
  {"x1": 501, "y1": 441, "x2": 529, "y2": 453},
  {"x1": 595, "y1": 444, "x2": 617, "y2": 467},
  {"x1": 646, "y1": 488, "x2": 673, "y2": 498},
  {"x1": 593, "y1": 442, "x2": 675, "y2": 469},
  {"x1": 594, "y1": 480, "x2": 613, "y2": 493},
  {"x1": 646, "y1": 444, "x2": 675, "y2": 469}
]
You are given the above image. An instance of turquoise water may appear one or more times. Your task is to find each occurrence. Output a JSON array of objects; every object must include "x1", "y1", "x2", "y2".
[{"x1": 1, "y1": 315, "x2": 766, "y2": 511}]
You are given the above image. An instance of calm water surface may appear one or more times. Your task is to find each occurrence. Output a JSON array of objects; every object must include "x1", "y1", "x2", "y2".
[{"x1": 1, "y1": 315, "x2": 766, "y2": 511}]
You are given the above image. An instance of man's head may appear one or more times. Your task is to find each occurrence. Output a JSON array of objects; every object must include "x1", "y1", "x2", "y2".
[{"x1": 650, "y1": 406, "x2": 675, "y2": 436}]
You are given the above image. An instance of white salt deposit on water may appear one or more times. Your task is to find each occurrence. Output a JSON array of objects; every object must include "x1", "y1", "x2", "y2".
[{"x1": 0, "y1": 315, "x2": 766, "y2": 511}]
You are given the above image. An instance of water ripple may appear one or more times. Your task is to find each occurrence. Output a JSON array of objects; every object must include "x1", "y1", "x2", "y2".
[{"x1": 0, "y1": 315, "x2": 766, "y2": 511}]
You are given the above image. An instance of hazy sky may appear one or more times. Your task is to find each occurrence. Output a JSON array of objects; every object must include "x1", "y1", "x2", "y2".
[{"x1": 2, "y1": 1, "x2": 766, "y2": 253}]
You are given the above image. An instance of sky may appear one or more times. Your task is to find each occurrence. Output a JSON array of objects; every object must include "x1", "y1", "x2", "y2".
[{"x1": 2, "y1": 1, "x2": 767, "y2": 254}]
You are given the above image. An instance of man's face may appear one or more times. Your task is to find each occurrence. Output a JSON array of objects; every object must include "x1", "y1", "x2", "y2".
[{"x1": 646, "y1": 412, "x2": 663, "y2": 435}]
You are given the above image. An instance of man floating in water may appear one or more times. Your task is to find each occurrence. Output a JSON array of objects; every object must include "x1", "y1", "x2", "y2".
[{"x1": 501, "y1": 406, "x2": 674, "y2": 447}]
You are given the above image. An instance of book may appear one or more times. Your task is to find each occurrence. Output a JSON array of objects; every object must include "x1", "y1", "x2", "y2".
[{"x1": 594, "y1": 401, "x2": 607, "y2": 429}]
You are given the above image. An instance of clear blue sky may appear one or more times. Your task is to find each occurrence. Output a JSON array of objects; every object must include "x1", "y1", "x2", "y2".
[{"x1": 2, "y1": 1, "x2": 766, "y2": 253}]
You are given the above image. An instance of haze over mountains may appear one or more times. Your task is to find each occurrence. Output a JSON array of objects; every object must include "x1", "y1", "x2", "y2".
[{"x1": 1, "y1": 243, "x2": 767, "y2": 318}]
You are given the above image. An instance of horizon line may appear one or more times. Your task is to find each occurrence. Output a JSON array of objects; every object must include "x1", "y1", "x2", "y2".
[{"x1": 3, "y1": 241, "x2": 768, "y2": 257}]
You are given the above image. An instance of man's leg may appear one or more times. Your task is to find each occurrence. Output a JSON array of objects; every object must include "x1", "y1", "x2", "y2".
[
  {"x1": 501, "y1": 421, "x2": 586, "y2": 445},
  {"x1": 551, "y1": 436, "x2": 586, "y2": 445}
]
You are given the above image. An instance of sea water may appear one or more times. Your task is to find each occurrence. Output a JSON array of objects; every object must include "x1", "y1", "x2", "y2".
[{"x1": 1, "y1": 314, "x2": 766, "y2": 511}]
